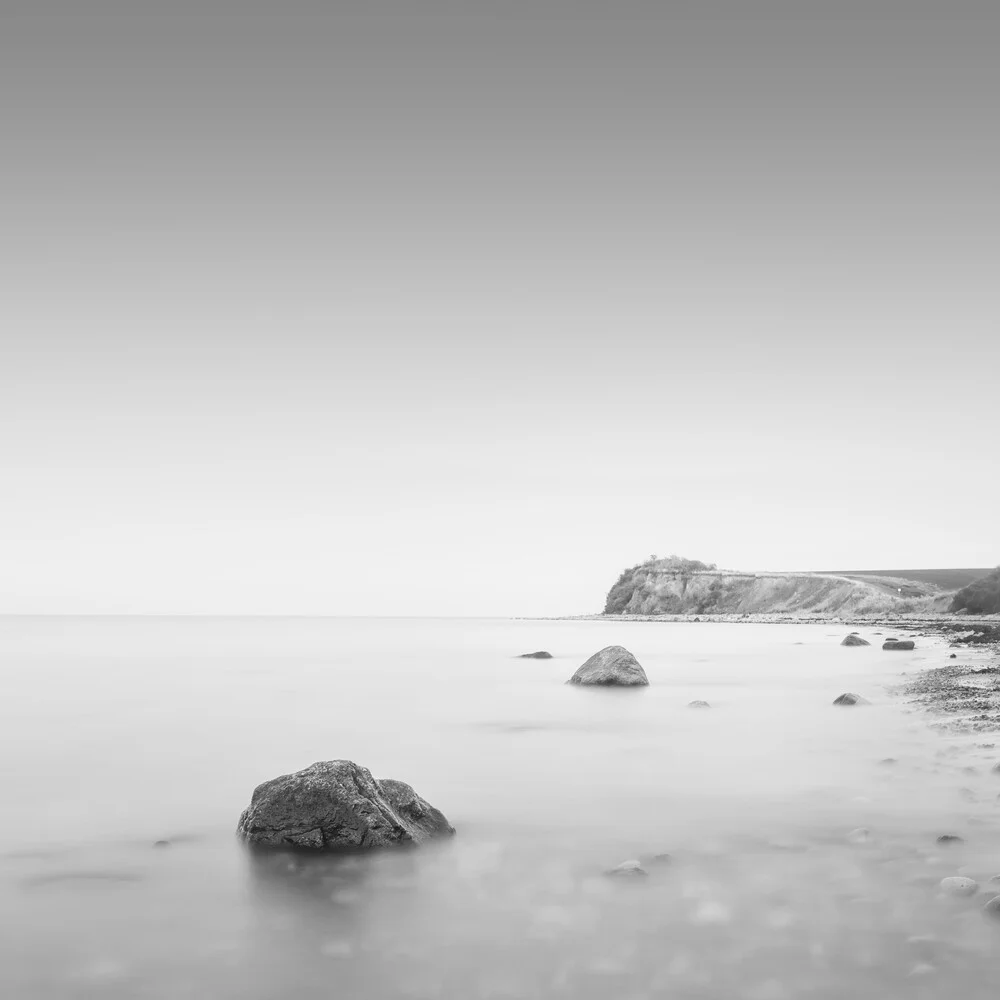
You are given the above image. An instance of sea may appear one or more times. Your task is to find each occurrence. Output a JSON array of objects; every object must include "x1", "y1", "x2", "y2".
[{"x1": 1, "y1": 616, "x2": 999, "y2": 999}]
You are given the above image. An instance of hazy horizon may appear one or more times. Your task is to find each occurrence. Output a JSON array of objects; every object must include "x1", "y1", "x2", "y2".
[{"x1": 2, "y1": 3, "x2": 998, "y2": 616}]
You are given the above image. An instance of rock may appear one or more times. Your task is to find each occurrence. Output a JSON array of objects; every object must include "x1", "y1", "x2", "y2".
[
  {"x1": 833, "y1": 693, "x2": 870, "y2": 706},
  {"x1": 841, "y1": 634, "x2": 871, "y2": 647},
  {"x1": 518, "y1": 651, "x2": 553, "y2": 659},
  {"x1": 879, "y1": 758, "x2": 898, "y2": 766},
  {"x1": 236, "y1": 760, "x2": 454, "y2": 850},
  {"x1": 847, "y1": 827, "x2": 872, "y2": 845},
  {"x1": 950, "y1": 653, "x2": 957, "y2": 659},
  {"x1": 982, "y1": 896, "x2": 1000, "y2": 921},
  {"x1": 939, "y1": 876, "x2": 978, "y2": 896},
  {"x1": 152, "y1": 840, "x2": 170, "y2": 848},
  {"x1": 992, "y1": 763, "x2": 1000, "y2": 775},
  {"x1": 883, "y1": 640, "x2": 916, "y2": 651},
  {"x1": 936, "y1": 834, "x2": 964, "y2": 846},
  {"x1": 688, "y1": 700, "x2": 711, "y2": 709},
  {"x1": 605, "y1": 859, "x2": 647, "y2": 877},
  {"x1": 567, "y1": 646, "x2": 649, "y2": 687}
]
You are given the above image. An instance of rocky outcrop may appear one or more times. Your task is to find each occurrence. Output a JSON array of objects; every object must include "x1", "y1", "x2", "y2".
[
  {"x1": 841, "y1": 634, "x2": 870, "y2": 646},
  {"x1": 883, "y1": 639, "x2": 915, "y2": 650},
  {"x1": 236, "y1": 760, "x2": 454, "y2": 850},
  {"x1": 567, "y1": 645, "x2": 649, "y2": 686},
  {"x1": 833, "y1": 692, "x2": 870, "y2": 706}
]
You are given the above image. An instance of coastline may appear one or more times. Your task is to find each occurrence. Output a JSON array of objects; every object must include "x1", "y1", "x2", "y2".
[{"x1": 526, "y1": 612, "x2": 1000, "y2": 737}]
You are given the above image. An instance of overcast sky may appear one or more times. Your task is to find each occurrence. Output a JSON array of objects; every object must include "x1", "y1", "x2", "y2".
[{"x1": 1, "y1": 3, "x2": 997, "y2": 616}]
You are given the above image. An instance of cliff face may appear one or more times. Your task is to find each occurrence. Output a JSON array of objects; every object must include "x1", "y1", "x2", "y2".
[{"x1": 604, "y1": 559, "x2": 953, "y2": 616}]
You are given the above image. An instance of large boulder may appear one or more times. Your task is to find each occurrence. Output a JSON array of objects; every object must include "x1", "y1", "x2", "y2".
[
  {"x1": 841, "y1": 634, "x2": 870, "y2": 647},
  {"x1": 236, "y1": 760, "x2": 454, "y2": 850},
  {"x1": 567, "y1": 645, "x2": 649, "y2": 686},
  {"x1": 883, "y1": 639, "x2": 915, "y2": 651}
]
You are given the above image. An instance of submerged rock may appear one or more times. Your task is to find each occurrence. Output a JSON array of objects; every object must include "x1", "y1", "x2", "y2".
[
  {"x1": 688, "y1": 700, "x2": 711, "y2": 709},
  {"x1": 567, "y1": 645, "x2": 649, "y2": 687},
  {"x1": 936, "y1": 834, "x2": 964, "y2": 846},
  {"x1": 939, "y1": 876, "x2": 978, "y2": 896},
  {"x1": 518, "y1": 651, "x2": 553, "y2": 659},
  {"x1": 236, "y1": 760, "x2": 454, "y2": 850},
  {"x1": 605, "y1": 859, "x2": 647, "y2": 877},
  {"x1": 883, "y1": 640, "x2": 916, "y2": 651},
  {"x1": 982, "y1": 896, "x2": 1000, "y2": 921},
  {"x1": 833, "y1": 693, "x2": 870, "y2": 706},
  {"x1": 841, "y1": 634, "x2": 871, "y2": 647}
]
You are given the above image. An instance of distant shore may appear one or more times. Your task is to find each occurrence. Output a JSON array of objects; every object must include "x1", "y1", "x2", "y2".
[{"x1": 528, "y1": 612, "x2": 1000, "y2": 736}]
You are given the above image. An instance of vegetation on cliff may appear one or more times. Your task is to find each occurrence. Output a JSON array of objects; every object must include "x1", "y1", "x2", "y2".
[
  {"x1": 603, "y1": 555, "x2": 961, "y2": 616},
  {"x1": 950, "y1": 567, "x2": 1000, "y2": 615}
]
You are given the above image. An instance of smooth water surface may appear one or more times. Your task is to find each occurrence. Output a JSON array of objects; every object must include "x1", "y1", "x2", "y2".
[{"x1": 1, "y1": 617, "x2": 999, "y2": 999}]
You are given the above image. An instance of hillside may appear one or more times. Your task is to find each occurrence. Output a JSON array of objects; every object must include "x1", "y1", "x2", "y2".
[
  {"x1": 817, "y1": 568, "x2": 993, "y2": 591},
  {"x1": 603, "y1": 556, "x2": 958, "y2": 617}
]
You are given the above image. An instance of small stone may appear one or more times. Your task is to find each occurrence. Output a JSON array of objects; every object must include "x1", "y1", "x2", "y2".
[
  {"x1": 949, "y1": 654, "x2": 957, "y2": 659},
  {"x1": 936, "y1": 835, "x2": 964, "y2": 846},
  {"x1": 879, "y1": 758, "x2": 898, "y2": 766},
  {"x1": 152, "y1": 840, "x2": 170, "y2": 848},
  {"x1": 688, "y1": 700, "x2": 711, "y2": 709},
  {"x1": 605, "y1": 859, "x2": 647, "y2": 877},
  {"x1": 833, "y1": 693, "x2": 870, "y2": 706},
  {"x1": 939, "y1": 876, "x2": 978, "y2": 896},
  {"x1": 518, "y1": 651, "x2": 553, "y2": 659}
]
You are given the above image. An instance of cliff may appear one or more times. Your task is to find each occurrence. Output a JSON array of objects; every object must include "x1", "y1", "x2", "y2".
[{"x1": 604, "y1": 557, "x2": 956, "y2": 617}]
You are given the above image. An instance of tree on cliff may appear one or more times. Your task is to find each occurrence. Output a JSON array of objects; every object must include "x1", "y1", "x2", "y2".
[{"x1": 950, "y1": 566, "x2": 1000, "y2": 614}]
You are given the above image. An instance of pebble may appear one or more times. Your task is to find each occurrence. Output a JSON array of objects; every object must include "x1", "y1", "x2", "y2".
[
  {"x1": 606, "y1": 859, "x2": 647, "y2": 877},
  {"x1": 939, "y1": 876, "x2": 978, "y2": 896}
]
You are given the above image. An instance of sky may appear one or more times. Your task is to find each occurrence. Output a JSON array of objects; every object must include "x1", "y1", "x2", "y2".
[{"x1": 1, "y1": 2, "x2": 997, "y2": 616}]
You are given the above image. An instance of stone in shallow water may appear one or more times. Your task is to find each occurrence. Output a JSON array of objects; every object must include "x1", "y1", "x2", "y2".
[
  {"x1": 518, "y1": 650, "x2": 553, "y2": 659},
  {"x1": 605, "y1": 859, "x2": 647, "y2": 877},
  {"x1": 567, "y1": 645, "x2": 649, "y2": 686},
  {"x1": 883, "y1": 639, "x2": 916, "y2": 650},
  {"x1": 833, "y1": 692, "x2": 869, "y2": 706},
  {"x1": 688, "y1": 700, "x2": 711, "y2": 708},
  {"x1": 936, "y1": 834, "x2": 964, "y2": 846},
  {"x1": 939, "y1": 876, "x2": 978, "y2": 896},
  {"x1": 236, "y1": 760, "x2": 454, "y2": 850},
  {"x1": 982, "y1": 895, "x2": 1000, "y2": 921},
  {"x1": 841, "y1": 634, "x2": 870, "y2": 647}
]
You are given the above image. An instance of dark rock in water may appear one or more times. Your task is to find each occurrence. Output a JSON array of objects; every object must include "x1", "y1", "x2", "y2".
[
  {"x1": 841, "y1": 634, "x2": 871, "y2": 647},
  {"x1": 879, "y1": 758, "x2": 898, "y2": 765},
  {"x1": 153, "y1": 840, "x2": 170, "y2": 848},
  {"x1": 236, "y1": 760, "x2": 454, "y2": 850},
  {"x1": 982, "y1": 896, "x2": 1000, "y2": 921},
  {"x1": 950, "y1": 653, "x2": 958, "y2": 659},
  {"x1": 936, "y1": 834, "x2": 964, "y2": 846},
  {"x1": 518, "y1": 651, "x2": 553, "y2": 659},
  {"x1": 567, "y1": 645, "x2": 649, "y2": 687},
  {"x1": 688, "y1": 700, "x2": 711, "y2": 709},
  {"x1": 833, "y1": 692, "x2": 870, "y2": 706},
  {"x1": 883, "y1": 640, "x2": 916, "y2": 651}
]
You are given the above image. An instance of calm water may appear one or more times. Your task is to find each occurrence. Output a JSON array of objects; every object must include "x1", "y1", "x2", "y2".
[{"x1": 2, "y1": 617, "x2": 999, "y2": 999}]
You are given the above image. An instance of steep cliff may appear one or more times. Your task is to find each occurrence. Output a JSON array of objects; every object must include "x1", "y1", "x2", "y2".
[{"x1": 604, "y1": 557, "x2": 954, "y2": 616}]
